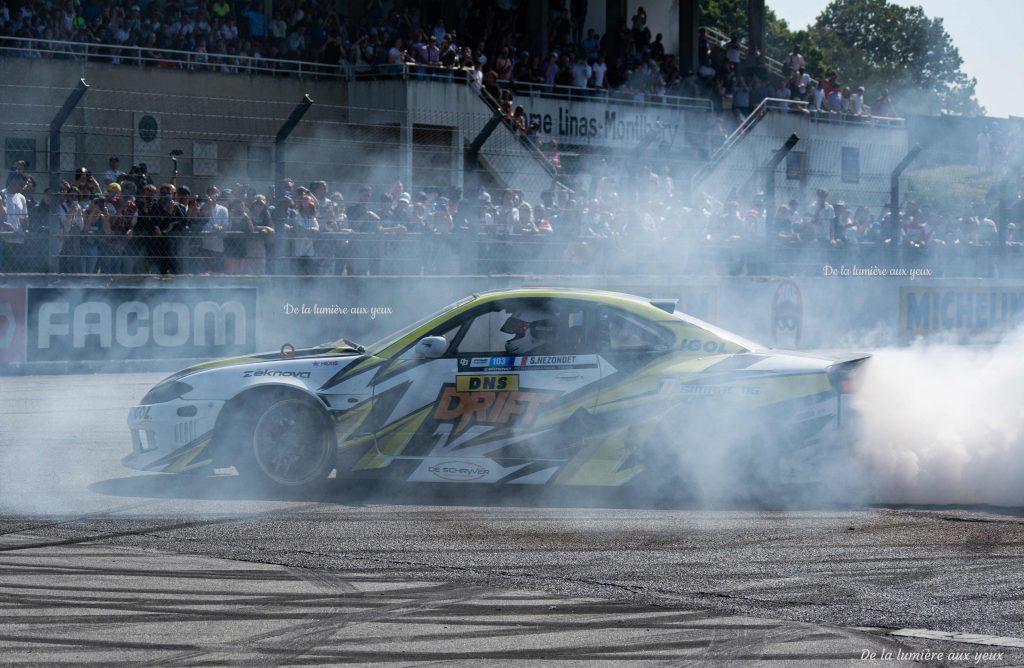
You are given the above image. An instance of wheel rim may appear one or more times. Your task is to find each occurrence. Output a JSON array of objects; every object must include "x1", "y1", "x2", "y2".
[{"x1": 252, "y1": 399, "x2": 331, "y2": 486}]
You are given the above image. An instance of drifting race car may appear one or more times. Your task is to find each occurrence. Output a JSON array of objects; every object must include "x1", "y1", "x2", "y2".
[{"x1": 125, "y1": 288, "x2": 868, "y2": 494}]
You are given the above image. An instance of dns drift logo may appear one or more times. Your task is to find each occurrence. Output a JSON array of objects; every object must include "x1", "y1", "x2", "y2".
[{"x1": 433, "y1": 383, "x2": 555, "y2": 435}]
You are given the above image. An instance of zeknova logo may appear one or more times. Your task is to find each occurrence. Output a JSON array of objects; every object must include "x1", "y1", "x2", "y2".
[{"x1": 242, "y1": 369, "x2": 312, "y2": 379}]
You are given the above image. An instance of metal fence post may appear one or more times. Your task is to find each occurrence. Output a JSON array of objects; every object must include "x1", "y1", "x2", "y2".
[
  {"x1": 764, "y1": 134, "x2": 799, "y2": 241},
  {"x1": 47, "y1": 78, "x2": 89, "y2": 273},
  {"x1": 890, "y1": 144, "x2": 923, "y2": 266},
  {"x1": 274, "y1": 94, "x2": 314, "y2": 189},
  {"x1": 996, "y1": 161, "x2": 1023, "y2": 275},
  {"x1": 465, "y1": 108, "x2": 504, "y2": 197}
]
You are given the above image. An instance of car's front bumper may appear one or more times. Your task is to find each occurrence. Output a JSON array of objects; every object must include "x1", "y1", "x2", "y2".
[{"x1": 123, "y1": 399, "x2": 225, "y2": 473}]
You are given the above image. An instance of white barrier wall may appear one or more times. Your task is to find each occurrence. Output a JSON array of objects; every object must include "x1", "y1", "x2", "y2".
[{"x1": 2, "y1": 275, "x2": 1021, "y2": 373}]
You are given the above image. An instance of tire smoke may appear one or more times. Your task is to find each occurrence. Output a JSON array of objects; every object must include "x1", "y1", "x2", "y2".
[{"x1": 852, "y1": 334, "x2": 1024, "y2": 506}]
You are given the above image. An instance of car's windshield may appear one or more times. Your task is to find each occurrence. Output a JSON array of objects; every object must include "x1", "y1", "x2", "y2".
[{"x1": 346, "y1": 295, "x2": 476, "y2": 356}]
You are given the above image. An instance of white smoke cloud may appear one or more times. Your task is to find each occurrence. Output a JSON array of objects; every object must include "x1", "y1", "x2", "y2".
[{"x1": 853, "y1": 331, "x2": 1024, "y2": 506}]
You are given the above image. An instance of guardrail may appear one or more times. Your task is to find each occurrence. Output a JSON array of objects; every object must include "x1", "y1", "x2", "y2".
[
  {"x1": 0, "y1": 229, "x2": 1017, "y2": 279},
  {"x1": 0, "y1": 34, "x2": 712, "y2": 112},
  {"x1": 500, "y1": 79, "x2": 713, "y2": 113},
  {"x1": 691, "y1": 97, "x2": 906, "y2": 191},
  {"x1": 0, "y1": 35, "x2": 342, "y2": 79}
]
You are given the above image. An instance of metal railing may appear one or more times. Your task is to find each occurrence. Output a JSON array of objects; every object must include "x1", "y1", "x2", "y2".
[
  {"x1": 476, "y1": 87, "x2": 560, "y2": 179},
  {"x1": 0, "y1": 34, "x2": 711, "y2": 112},
  {"x1": 0, "y1": 35, "x2": 344, "y2": 79},
  {"x1": 700, "y1": 25, "x2": 817, "y2": 86},
  {"x1": 691, "y1": 97, "x2": 906, "y2": 191},
  {"x1": 0, "y1": 229, "x2": 1016, "y2": 279},
  {"x1": 500, "y1": 79, "x2": 713, "y2": 112}
]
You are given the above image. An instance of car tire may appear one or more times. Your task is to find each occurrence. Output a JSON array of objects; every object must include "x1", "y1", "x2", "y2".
[{"x1": 235, "y1": 394, "x2": 336, "y2": 492}]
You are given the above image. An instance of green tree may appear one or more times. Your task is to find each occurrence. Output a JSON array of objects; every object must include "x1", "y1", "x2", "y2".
[
  {"x1": 811, "y1": 0, "x2": 981, "y2": 115},
  {"x1": 699, "y1": 0, "x2": 982, "y2": 116},
  {"x1": 699, "y1": 0, "x2": 796, "y2": 58}
]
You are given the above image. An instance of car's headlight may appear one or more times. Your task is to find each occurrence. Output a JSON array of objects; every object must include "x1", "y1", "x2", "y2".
[{"x1": 141, "y1": 381, "x2": 194, "y2": 404}]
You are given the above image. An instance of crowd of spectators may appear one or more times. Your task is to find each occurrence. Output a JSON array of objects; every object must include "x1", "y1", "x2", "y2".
[
  {"x1": 0, "y1": 0, "x2": 882, "y2": 116},
  {"x1": 698, "y1": 37, "x2": 896, "y2": 124},
  {"x1": 0, "y1": 0, "x2": 901, "y2": 187},
  {"x1": 1, "y1": 153, "x2": 1019, "y2": 276},
  {"x1": 0, "y1": 3, "x2": 1004, "y2": 275}
]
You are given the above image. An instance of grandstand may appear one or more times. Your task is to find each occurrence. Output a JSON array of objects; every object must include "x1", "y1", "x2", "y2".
[{"x1": 0, "y1": 0, "x2": 1020, "y2": 280}]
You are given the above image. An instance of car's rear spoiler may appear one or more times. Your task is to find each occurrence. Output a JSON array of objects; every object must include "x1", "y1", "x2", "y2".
[{"x1": 826, "y1": 355, "x2": 871, "y2": 393}]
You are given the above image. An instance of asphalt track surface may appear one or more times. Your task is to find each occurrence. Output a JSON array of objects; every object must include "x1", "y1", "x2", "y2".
[{"x1": 1, "y1": 373, "x2": 1023, "y2": 666}]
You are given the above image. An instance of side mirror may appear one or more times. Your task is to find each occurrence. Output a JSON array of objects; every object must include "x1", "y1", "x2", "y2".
[{"x1": 414, "y1": 336, "x2": 447, "y2": 358}]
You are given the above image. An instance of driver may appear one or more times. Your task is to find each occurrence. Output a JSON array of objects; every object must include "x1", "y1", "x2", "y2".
[{"x1": 501, "y1": 307, "x2": 558, "y2": 354}]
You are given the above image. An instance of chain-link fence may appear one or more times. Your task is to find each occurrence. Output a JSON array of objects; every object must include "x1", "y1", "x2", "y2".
[{"x1": 1, "y1": 61, "x2": 1021, "y2": 278}]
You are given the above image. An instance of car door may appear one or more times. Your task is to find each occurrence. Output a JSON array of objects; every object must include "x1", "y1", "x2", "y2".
[
  {"x1": 374, "y1": 297, "x2": 601, "y2": 484},
  {"x1": 549, "y1": 306, "x2": 678, "y2": 487}
]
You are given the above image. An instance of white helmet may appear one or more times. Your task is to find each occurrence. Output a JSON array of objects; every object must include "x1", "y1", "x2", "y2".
[{"x1": 502, "y1": 308, "x2": 556, "y2": 354}]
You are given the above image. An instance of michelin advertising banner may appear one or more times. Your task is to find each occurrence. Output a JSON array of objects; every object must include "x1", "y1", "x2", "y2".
[{"x1": 900, "y1": 286, "x2": 1024, "y2": 338}]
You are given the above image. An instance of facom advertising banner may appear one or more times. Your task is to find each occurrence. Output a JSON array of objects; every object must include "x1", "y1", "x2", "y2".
[
  {"x1": 26, "y1": 288, "x2": 257, "y2": 362},
  {"x1": 0, "y1": 287, "x2": 26, "y2": 363}
]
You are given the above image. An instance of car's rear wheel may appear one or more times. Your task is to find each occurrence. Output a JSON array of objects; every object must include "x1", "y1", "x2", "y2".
[{"x1": 234, "y1": 393, "x2": 336, "y2": 491}]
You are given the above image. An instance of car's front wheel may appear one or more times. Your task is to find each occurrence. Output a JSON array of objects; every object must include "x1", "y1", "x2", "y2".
[{"x1": 234, "y1": 394, "x2": 336, "y2": 491}]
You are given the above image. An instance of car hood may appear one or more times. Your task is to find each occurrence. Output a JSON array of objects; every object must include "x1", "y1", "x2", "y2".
[{"x1": 157, "y1": 345, "x2": 366, "y2": 384}]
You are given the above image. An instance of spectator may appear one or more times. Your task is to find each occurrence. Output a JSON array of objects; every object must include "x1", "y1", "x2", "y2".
[
  {"x1": 827, "y1": 85, "x2": 843, "y2": 113},
  {"x1": 106, "y1": 183, "x2": 136, "y2": 274},
  {"x1": 811, "y1": 79, "x2": 825, "y2": 111},
  {"x1": 725, "y1": 34, "x2": 742, "y2": 66},
  {"x1": 156, "y1": 183, "x2": 186, "y2": 274},
  {"x1": 193, "y1": 187, "x2": 225, "y2": 272},
  {"x1": 246, "y1": 194, "x2": 274, "y2": 274},
  {"x1": 783, "y1": 45, "x2": 805, "y2": 73},
  {"x1": 469, "y1": 58, "x2": 483, "y2": 91},
  {"x1": 56, "y1": 184, "x2": 84, "y2": 273},
  {"x1": 103, "y1": 157, "x2": 125, "y2": 185},
  {"x1": 850, "y1": 86, "x2": 865, "y2": 115},
  {"x1": 223, "y1": 198, "x2": 254, "y2": 273},
  {"x1": 582, "y1": 29, "x2": 600, "y2": 61},
  {"x1": 571, "y1": 55, "x2": 591, "y2": 89},
  {"x1": 81, "y1": 194, "x2": 110, "y2": 273},
  {"x1": 805, "y1": 188, "x2": 834, "y2": 243},
  {"x1": 288, "y1": 193, "x2": 319, "y2": 274},
  {"x1": 874, "y1": 89, "x2": 895, "y2": 117},
  {"x1": 511, "y1": 105, "x2": 527, "y2": 133},
  {"x1": 242, "y1": 3, "x2": 268, "y2": 39},
  {"x1": 494, "y1": 47, "x2": 512, "y2": 80},
  {"x1": 592, "y1": 53, "x2": 608, "y2": 89},
  {"x1": 131, "y1": 184, "x2": 163, "y2": 274},
  {"x1": 774, "y1": 205, "x2": 794, "y2": 238},
  {"x1": 544, "y1": 52, "x2": 558, "y2": 85},
  {"x1": 650, "y1": 33, "x2": 665, "y2": 61},
  {"x1": 0, "y1": 171, "x2": 28, "y2": 270}
]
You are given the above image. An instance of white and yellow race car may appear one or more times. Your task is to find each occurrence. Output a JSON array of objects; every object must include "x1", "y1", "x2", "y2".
[{"x1": 125, "y1": 288, "x2": 868, "y2": 494}]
